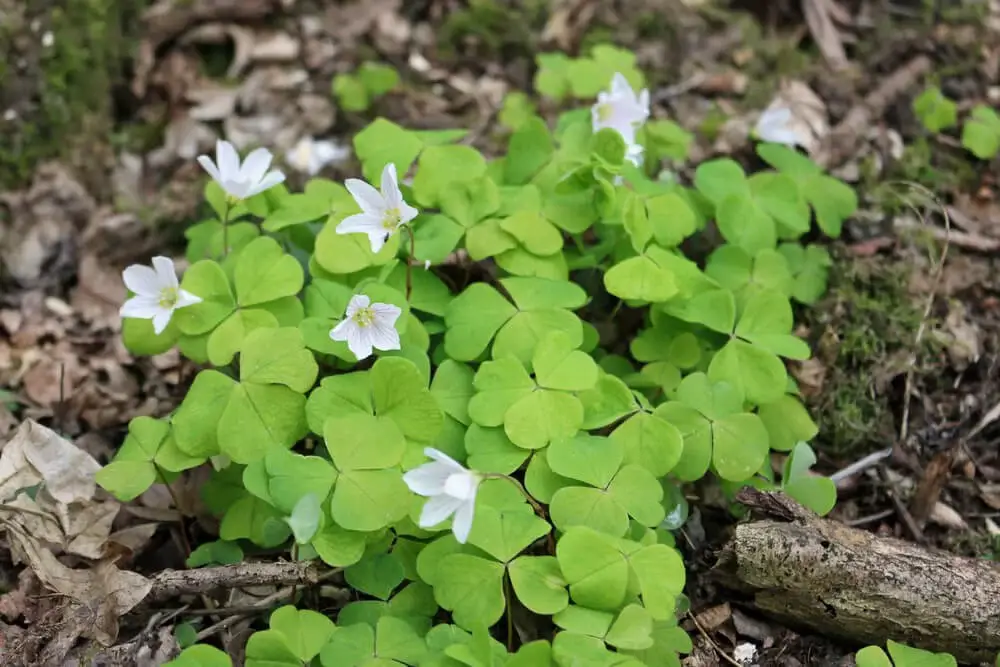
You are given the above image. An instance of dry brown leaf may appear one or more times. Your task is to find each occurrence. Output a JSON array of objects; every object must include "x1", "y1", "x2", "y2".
[
  {"x1": 0, "y1": 420, "x2": 101, "y2": 504},
  {"x1": 928, "y1": 501, "x2": 968, "y2": 530},
  {"x1": 695, "y1": 602, "x2": 732, "y2": 632},
  {"x1": 759, "y1": 80, "x2": 829, "y2": 155},
  {"x1": 6, "y1": 524, "x2": 151, "y2": 646}
]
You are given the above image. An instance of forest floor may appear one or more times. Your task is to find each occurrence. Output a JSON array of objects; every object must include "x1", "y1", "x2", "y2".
[{"x1": 1, "y1": 0, "x2": 1000, "y2": 665}]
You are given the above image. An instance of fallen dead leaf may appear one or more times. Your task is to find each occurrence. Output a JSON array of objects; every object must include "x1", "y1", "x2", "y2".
[
  {"x1": 0, "y1": 420, "x2": 101, "y2": 504},
  {"x1": 759, "y1": 80, "x2": 830, "y2": 155},
  {"x1": 928, "y1": 501, "x2": 968, "y2": 530},
  {"x1": 6, "y1": 523, "x2": 151, "y2": 646},
  {"x1": 694, "y1": 602, "x2": 732, "y2": 633}
]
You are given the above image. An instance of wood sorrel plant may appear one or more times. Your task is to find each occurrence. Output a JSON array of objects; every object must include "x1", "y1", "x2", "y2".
[{"x1": 102, "y1": 45, "x2": 858, "y2": 666}]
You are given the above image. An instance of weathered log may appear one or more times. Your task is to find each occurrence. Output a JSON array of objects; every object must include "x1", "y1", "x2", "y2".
[{"x1": 714, "y1": 488, "x2": 1000, "y2": 664}]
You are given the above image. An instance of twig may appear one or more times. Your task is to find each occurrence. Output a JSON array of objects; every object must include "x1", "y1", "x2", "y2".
[
  {"x1": 687, "y1": 611, "x2": 742, "y2": 667},
  {"x1": 846, "y1": 508, "x2": 895, "y2": 526},
  {"x1": 815, "y1": 55, "x2": 932, "y2": 169},
  {"x1": 894, "y1": 216, "x2": 1000, "y2": 252},
  {"x1": 147, "y1": 561, "x2": 328, "y2": 603},
  {"x1": 194, "y1": 568, "x2": 342, "y2": 642},
  {"x1": 880, "y1": 467, "x2": 925, "y2": 543},
  {"x1": 830, "y1": 446, "x2": 894, "y2": 488},
  {"x1": 891, "y1": 183, "x2": 950, "y2": 446}
]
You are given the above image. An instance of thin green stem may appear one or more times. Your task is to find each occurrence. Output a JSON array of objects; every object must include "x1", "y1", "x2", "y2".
[
  {"x1": 405, "y1": 226, "x2": 416, "y2": 301},
  {"x1": 487, "y1": 473, "x2": 545, "y2": 517},
  {"x1": 221, "y1": 200, "x2": 233, "y2": 257},
  {"x1": 505, "y1": 573, "x2": 515, "y2": 652}
]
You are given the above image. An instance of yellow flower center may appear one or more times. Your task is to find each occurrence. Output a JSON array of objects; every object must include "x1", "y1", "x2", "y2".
[
  {"x1": 597, "y1": 103, "x2": 613, "y2": 122},
  {"x1": 159, "y1": 286, "x2": 179, "y2": 309},
  {"x1": 382, "y1": 208, "x2": 402, "y2": 231},
  {"x1": 350, "y1": 306, "x2": 376, "y2": 328}
]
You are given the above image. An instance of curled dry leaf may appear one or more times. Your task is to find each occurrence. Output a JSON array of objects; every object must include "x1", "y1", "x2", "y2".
[
  {"x1": 0, "y1": 420, "x2": 101, "y2": 504},
  {"x1": 760, "y1": 80, "x2": 830, "y2": 155},
  {"x1": 6, "y1": 524, "x2": 151, "y2": 646}
]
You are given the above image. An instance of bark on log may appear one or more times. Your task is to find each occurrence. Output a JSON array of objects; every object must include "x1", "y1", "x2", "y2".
[{"x1": 715, "y1": 488, "x2": 1000, "y2": 664}]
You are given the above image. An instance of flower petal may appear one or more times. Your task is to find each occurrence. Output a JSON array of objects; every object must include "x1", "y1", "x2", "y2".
[
  {"x1": 402, "y1": 462, "x2": 452, "y2": 497},
  {"x1": 216, "y1": 140, "x2": 241, "y2": 181},
  {"x1": 418, "y1": 494, "x2": 464, "y2": 529},
  {"x1": 368, "y1": 319, "x2": 400, "y2": 352},
  {"x1": 399, "y1": 202, "x2": 419, "y2": 225},
  {"x1": 150, "y1": 256, "x2": 178, "y2": 290},
  {"x1": 330, "y1": 319, "x2": 352, "y2": 342},
  {"x1": 451, "y1": 498, "x2": 476, "y2": 544},
  {"x1": 120, "y1": 295, "x2": 163, "y2": 320},
  {"x1": 610, "y1": 72, "x2": 632, "y2": 96},
  {"x1": 176, "y1": 289, "x2": 202, "y2": 308},
  {"x1": 443, "y1": 472, "x2": 478, "y2": 501},
  {"x1": 336, "y1": 212, "x2": 382, "y2": 236},
  {"x1": 152, "y1": 309, "x2": 173, "y2": 335},
  {"x1": 380, "y1": 163, "x2": 403, "y2": 208},
  {"x1": 246, "y1": 170, "x2": 285, "y2": 198},
  {"x1": 345, "y1": 325, "x2": 373, "y2": 361},
  {"x1": 197, "y1": 155, "x2": 222, "y2": 183},
  {"x1": 240, "y1": 147, "x2": 274, "y2": 185},
  {"x1": 345, "y1": 178, "x2": 385, "y2": 216},
  {"x1": 122, "y1": 264, "x2": 163, "y2": 296},
  {"x1": 367, "y1": 231, "x2": 387, "y2": 254},
  {"x1": 424, "y1": 448, "x2": 467, "y2": 473},
  {"x1": 371, "y1": 302, "x2": 401, "y2": 326},
  {"x1": 345, "y1": 294, "x2": 370, "y2": 317}
]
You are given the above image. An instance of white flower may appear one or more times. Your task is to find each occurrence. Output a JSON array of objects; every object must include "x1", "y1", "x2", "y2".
[
  {"x1": 624, "y1": 141, "x2": 645, "y2": 168},
  {"x1": 754, "y1": 106, "x2": 803, "y2": 147},
  {"x1": 329, "y1": 294, "x2": 401, "y2": 361},
  {"x1": 592, "y1": 72, "x2": 650, "y2": 143},
  {"x1": 120, "y1": 257, "x2": 201, "y2": 335},
  {"x1": 197, "y1": 139, "x2": 285, "y2": 201},
  {"x1": 403, "y1": 448, "x2": 482, "y2": 544},
  {"x1": 733, "y1": 642, "x2": 758, "y2": 666},
  {"x1": 337, "y1": 163, "x2": 418, "y2": 253},
  {"x1": 286, "y1": 136, "x2": 350, "y2": 176}
]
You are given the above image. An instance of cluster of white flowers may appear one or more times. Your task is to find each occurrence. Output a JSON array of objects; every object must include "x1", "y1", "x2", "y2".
[
  {"x1": 121, "y1": 141, "x2": 413, "y2": 365},
  {"x1": 591, "y1": 72, "x2": 650, "y2": 168}
]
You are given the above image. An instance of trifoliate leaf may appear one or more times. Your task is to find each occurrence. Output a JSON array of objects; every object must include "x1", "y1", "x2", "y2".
[
  {"x1": 605, "y1": 605, "x2": 654, "y2": 650},
  {"x1": 625, "y1": 543, "x2": 685, "y2": 620},
  {"x1": 372, "y1": 356, "x2": 444, "y2": 444},
  {"x1": 467, "y1": 358, "x2": 535, "y2": 427},
  {"x1": 346, "y1": 552, "x2": 406, "y2": 601},
  {"x1": 782, "y1": 442, "x2": 836, "y2": 516},
  {"x1": 264, "y1": 448, "x2": 337, "y2": 513},
  {"x1": 175, "y1": 260, "x2": 236, "y2": 335},
  {"x1": 546, "y1": 434, "x2": 623, "y2": 488},
  {"x1": 504, "y1": 390, "x2": 584, "y2": 450},
  {"x1": 330, "y1": 468, "x2": 411, "y2": 532},
  {"x1": 962, "y1": 105, "x2": 1000, "y2": 160},
  {"x1": 312, "y1": 523, "x2": 367, "y2": 567},
  {"x1": 314, "y1": 219, "x2": 399, "y2": 274},
  {"x1": 758, "y1": 394, "x2": 818, "y2": 452},
  {"x1": 206, "y1": 308, "x2": 279, "y2": 366},
  {"x1": 218, "y1": 383, "x2": 308, "y2": 463},
  {"x1": 244, "y1": 630, "x2": 301, "y2": 667},
  {"x1": 509, "y1": 556, "x2": 569, "y2": 615},
  {"x1": 604, "y1": 255, "x2": 677, "y2": 303},
  {"x1": 499, "y1": 210, "x2": 565, "y2": 256},
  {"x1": 269, "y1": 605, "x2": 337, "y2": 663},
  {"x1": 610, "y1": 412, "x2": 683, "y2": 478},
  {"x1": 185, "y1": 540, "x2": 243, "y2": 568},
  {"x1": 234, "y1": 237, "x2": 304, "y2": 307},
  {"x1": 533, "y1": 331, "x2": 599, "y2": 391},
  {"x1": 354, "y1": 118, "x2": 424, "y2": 183},
  {"x1": 433, "y1": 554, "x2": 506, "y2": 630},
  {"x1": 708, "y1": 339, "x2": 788, "y2": 406},
  {"x1": 444, "y1": 283, "x2": 517, "y2": 361},
  {"x1": 239, "y1": 327, "x2": 318, "y2": 393},
  {"x1": 412, "y1": 145, "x2": 488, "y2": 207},
  {"x1": 550, "y1": 486, "x2": 629, "y2": 536},
  {"x1": 431, "y1": 360, "x2": 475, "y2": 426},
  {"x1": 606, "y1": 465, "x2": 665, "y2": 527},
  {"x1": 578, "y1": 373, "x2": 640, "y2": 429},
  {"x1": 467, "y1": 480, "x2": 551, "y2": 563},
  {"x1": 465, "y1": 424, "x2": 529, "y2": 475},
  {"x1": 734, "y1": 290, "x2": 811, "y2": 360},
  {"x1": 913, "y1": 86, "x2": 958, "y2": 133},
  {"x1": 556, "y1": 527, "x2": 629, "y2": 611},
  {"x1": 220, "y1": 494, "x2": 290, "y2": 547},
  {"x1": 173, "y1": 370, "x2": 237, "y2": 458}
]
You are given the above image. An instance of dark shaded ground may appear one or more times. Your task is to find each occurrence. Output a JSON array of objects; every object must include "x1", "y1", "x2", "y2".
[{"x1": 2, "y1": 0, "x2": 1000, "y2": 664}]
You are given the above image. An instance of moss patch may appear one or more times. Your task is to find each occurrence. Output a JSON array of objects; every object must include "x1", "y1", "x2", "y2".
[
  {"x1": 0, "y1": 0, "x2": 145, "y2": 190},
  {"x1": 805, "y1": 252, "x2": 940, "y2": 457},
  {"x1": 436, "y1": 0, "x2": 549, "y2": 63}
]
